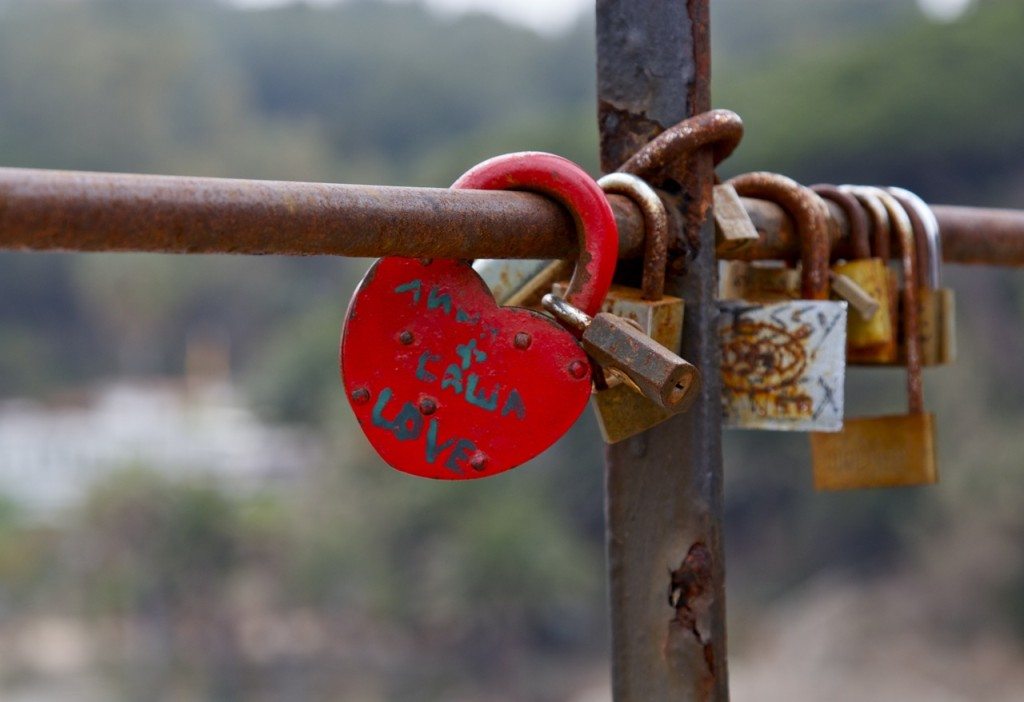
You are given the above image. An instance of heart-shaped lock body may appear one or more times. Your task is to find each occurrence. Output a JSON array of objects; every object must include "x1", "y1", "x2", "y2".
[
  {"x1": 341, "y1": 152, "x2": 618, "y2": 479},
  {"x1": 341, "y1": 257, "x2": 593, "y2": 479}
]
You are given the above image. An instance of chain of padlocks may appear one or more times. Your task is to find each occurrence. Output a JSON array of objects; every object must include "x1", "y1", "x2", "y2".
[{"x1": 340, "y1": 111, "x2": 950, "y2": 490}]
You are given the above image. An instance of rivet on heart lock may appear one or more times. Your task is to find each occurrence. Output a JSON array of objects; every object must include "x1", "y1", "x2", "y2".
[{"x1": 340, "y1": 152, "x2": 618, "y2": 480}]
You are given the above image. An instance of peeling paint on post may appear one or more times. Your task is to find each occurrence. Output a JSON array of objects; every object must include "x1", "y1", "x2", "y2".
[{"x1": 597, "y1": 0, "x2": 729, "y2": 699}]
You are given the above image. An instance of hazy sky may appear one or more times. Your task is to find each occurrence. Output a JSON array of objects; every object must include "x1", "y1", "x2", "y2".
[
  {"x1": 232, "y1": 0, "x2": 973, "y2": 32},
  {"x1": 232, "y1": 0, "x2": 592, "y2": 33}
]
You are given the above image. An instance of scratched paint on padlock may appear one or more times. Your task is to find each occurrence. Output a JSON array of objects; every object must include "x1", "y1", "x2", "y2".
[
  {"x1": 341, "y1": 257, "x2": 592, "y2": 480},
  {"x1": 718, "y1": 300, "x2": 847, "y2": 432}
]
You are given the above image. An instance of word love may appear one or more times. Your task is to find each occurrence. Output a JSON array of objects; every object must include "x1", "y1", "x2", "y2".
[
  {"x1": 341, "y1": 257, "x2": 592, "y2": 480},
  {"x1": 370, "y1": 387, "x2": 483, "y2": 473}
]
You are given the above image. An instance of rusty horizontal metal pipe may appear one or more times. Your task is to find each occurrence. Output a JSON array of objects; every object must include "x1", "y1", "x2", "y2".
[
  {"x1": 0, "y1": 167, "x2": 644, "y2": 260},
  {"x1": 1, "y1": 167, "x2": 1023, "y2": 267},
  {"x1": 731, "y1": 197, "x2": 1024, "y2": 267}
]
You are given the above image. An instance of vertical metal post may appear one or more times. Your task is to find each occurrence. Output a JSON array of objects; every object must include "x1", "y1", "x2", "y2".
[{"x1": 596, "y1": 1, "x2": 728, "y2": 700}]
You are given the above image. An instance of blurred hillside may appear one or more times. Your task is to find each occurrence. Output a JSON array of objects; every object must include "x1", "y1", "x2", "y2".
[{"x1": 0, "y1": 0, "x2": 1023, "y2": 699}]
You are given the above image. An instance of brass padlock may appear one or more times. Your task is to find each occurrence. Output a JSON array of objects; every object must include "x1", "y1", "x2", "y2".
[
  {"x1": 719, "y1": 172, "x2": 848, "y2": 432},
  {"x1": 890, "y1": 187, "x2": 956, "y2": 366},
  {"x1": 542, "y1": 294, "x2": 701, "y2": 413},
  {"x1": 814, "y1": 184, "x2": 896, "y2": 364},
  {"x1": 552, "y1": 172, "x2": 687, "y2": 442},
  {"x1": 843, "y1": 185, "x2": 902, "y2": 364},
  {"x1": 811, "y1": 188, "x2": 937, "y2": 490}
]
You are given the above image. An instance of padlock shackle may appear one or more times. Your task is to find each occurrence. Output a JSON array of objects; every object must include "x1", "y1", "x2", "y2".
[
  {"x1": 863, "y1": 187, "x2": 924, "y2": 415},
  {"x1": 541, "y1": 293, "x2": 592, "y2": 334},
  {"x1": 598, "y1": 173, "x2": 668, "y2": 302},
  {"x1": 452, "y1": 152, "x2": 617, "y2": 318},
  {"x1": 617, "y1": 109, "x2": 744, "y2": 180},
  {"x1": 843, "y1": 185, "x2": 892, "y2": 262},
  {"x1": 727, "y1": 172, "x2": 831, "y2": 300},
  {"x1": 812, "y1": 184, "x2": 871, "y2": 261},
  {"x1": 889, "y1": 187, "x2": 942, "y2": 289},
  {"x1": 891, "y1": 192, "x2": 934, "y2": 291}
]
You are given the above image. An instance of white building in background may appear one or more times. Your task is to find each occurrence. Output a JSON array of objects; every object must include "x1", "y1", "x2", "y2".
[{"x1": 0, "y1": 380, "x2": 321, "y2": 516}]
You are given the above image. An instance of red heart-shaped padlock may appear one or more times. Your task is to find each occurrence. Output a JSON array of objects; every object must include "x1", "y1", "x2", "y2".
[
  {"x1": 340, "y1": 152, "x2": 618, "y2": 479},
  {"x1": 341, "y1": 257, "x2": 592, "y2": 479}
]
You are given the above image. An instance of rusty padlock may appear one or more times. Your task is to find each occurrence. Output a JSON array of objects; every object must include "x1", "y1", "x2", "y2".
[
  {"x1": 719, "y1": 173, "x2": 848, "y2": 432},
  {"x1": 542, "y1": 294, "x2": 700, "y2": 413},
  {"x1": 890, "y1": 187, "x2": 957, "y2": 366},
  {"x1": 719, "y1": 259, "x2": 800, "y2": 302},
  {"x1": 716, "y1": 180, "x2": 799, "y2": 304},
  {"x1": 588, "y1": 173, "x2": 687, "y2": 442},
  {"x1": 814, "y1": 184, "x2": 896, "y2": 364},
  {"x1": 843, "y1": 185, "x2": 902, "y2": 364},
  {"x1": 811, "y1": 187, "x2": 937, "y2": 489}
]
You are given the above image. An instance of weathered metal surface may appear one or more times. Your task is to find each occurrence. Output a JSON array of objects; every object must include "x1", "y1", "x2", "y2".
[
  {"x1": 713, "y1": 184, "x2": 760, "y2": 253},
  {"x1": 718, "y1": 299, "x2": 847, "y2": 431},
  {"x1": 591, "y1": 376, "x2": 676, "y2": 444},
  {"x1": 341, "y1": 258, "x2": 591, "y2": 479},
  {"x1": 617, "y1": 109, "x2": 744, "y2": 181},
  {"x1": 932, "y1": 204, "x2": 1024, "y2": 266},
  {"x1": 719, "y1": 261, "x2": 799, "y2": 302},
  {"x1": 721, "y1": 173, "x2": 848, "y2": 432},
  {"x1": 728, "y1": 172, "x2": 833, "y2": 300},
  {"x1": 840, "y1": 187, "x2": 901, "y2": 364},
  {"x1": 810, "y1": 187, "x2": 937, "y2": 491},
  {"x1": 542, "y1": 295, "x2": 699, "y2": 412},
  {"x1": 730, "y1": 196, "x2": 1024, "y2": 267},
  {"x1": 813, "y1": 184, "x2": 871, "y2": 260},
  {"x1": 834, "y1": 258, "x2": 895, "y2": 362},
  {"x1": 0, "y1": 166, "x2": 645, "y2": 260},
  {"x1": 891, "y1": 188, "x2": 957, "y2": 366},
  {"x1": 829, "y1": 269, "x2": 880, "y2": 321},
  {"x1": 3, "y1": 167, "x2": 1024, "y2": 267},
  {"x1": 811, "y1": 413, "x2": 938, "y2": 490},
  {"x1": 554, "y1": 282, "x2": 685, "y2": 360},
  {"x1": 598, "y1": 172, "x2": 669, "y2": 301},
  {"x1": 551, "y1": 280, "x2": 686, "y2": 444},
  {"x1": 598, "y1": 0, "x2": 728, "y2": 698},
  {"x1": 451, "y1": 152, "x2": 618, "y2": 318},
  {"x1": 818, "y1": 182, "x2": 893, "y2": 363}
]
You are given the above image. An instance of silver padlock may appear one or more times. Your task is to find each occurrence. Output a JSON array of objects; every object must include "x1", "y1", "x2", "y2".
[{"x1": 720, "y1": 172, "x2": 848, "y2": 432}]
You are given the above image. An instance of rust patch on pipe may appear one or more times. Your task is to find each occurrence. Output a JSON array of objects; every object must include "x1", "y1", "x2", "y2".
[
  {"x1": 618, "y1": 110, "x2": 743, "y2": 182},
  {"x1": 667, "y1": 542, "x2": 717, "y2": 697}
]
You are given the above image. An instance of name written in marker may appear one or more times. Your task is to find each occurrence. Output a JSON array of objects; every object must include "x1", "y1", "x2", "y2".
[{"x1": 366, "y1": 273, "x2": 534, "y2": 474}]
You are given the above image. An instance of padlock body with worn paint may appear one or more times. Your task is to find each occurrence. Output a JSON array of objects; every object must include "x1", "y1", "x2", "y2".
[
  {"x1": 719, "y1": 261, "x2": 799, "y2": 303},
  {"x1": 554, "y1": 281, "x2": 686, "y2": 442},
  {"x1": 553, "y1": 282, "x2": 684, "y2": 351},
  {"x1": 836, "y1": 258, "x2": 896, "y2": 363},
  {"x1": 719, "y1": 299, "x2": 847, "y2": 431},
  {"x1": 341, "y1": 258, "x2": 592, "y2": 480},
  {"x1": 897, "y1": 288, "x2": 957, "y2": 366},
  {"x1": 810, "y1": 413, "x2": 937, "y2": 490}
]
